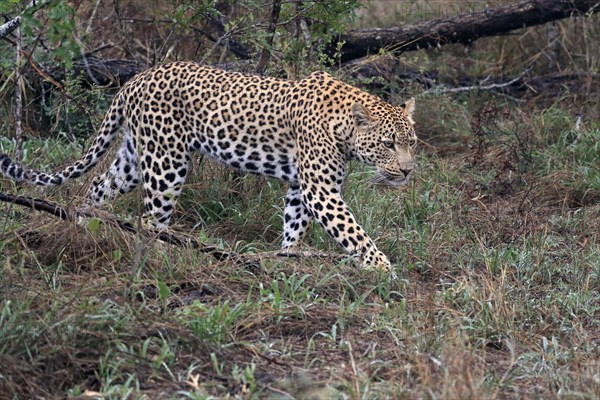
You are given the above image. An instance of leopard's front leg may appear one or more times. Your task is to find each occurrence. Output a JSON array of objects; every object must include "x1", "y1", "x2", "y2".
[
  {"x1": 301, "y1": 187, "x2": 391, "y2": 271},
  {"x1": 296, "y1": 135, "x2": 391, "y2": 271}
]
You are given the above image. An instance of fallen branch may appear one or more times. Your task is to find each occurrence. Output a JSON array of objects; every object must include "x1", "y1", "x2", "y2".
[
  {"x1": 1, "y1": 191, "x2": 360, "y2": 270},
  {"x1": 0, "y1": 191, "x2": 68, "y2": 219},
  {"x1": 348, "y1": 60, "x2": 599, "y2": 98},
  {"x1": 0, "y1": 191, "x2": 250, "y2": 265},
  {"x1": 418, "y1": 69, "x2": 531, "y2": 99},
  {"x1": 45, "y1": 55, "x2": 143, "y2": 87},
  {"x1": 0, "y1": 192, "x2": 350, "y2": 268},
  {"x1": 328, "y1": 0, "x2": 600, "y2": 63},
  {"x1": 191, "y1": 18, "x2": 252, "y2": 60}
]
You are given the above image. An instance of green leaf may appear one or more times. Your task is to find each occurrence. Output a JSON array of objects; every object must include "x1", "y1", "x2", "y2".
[
  {"x1": 157, "y1": 281, "x2": 170, "y2": 301},
  {"x1": 87, "y1": 218, "x2": 101, "y2": 232}
]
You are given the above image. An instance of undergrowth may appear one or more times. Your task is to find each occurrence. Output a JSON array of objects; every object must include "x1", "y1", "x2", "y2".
[
  {"x1": 1, "y1": 90, "x2": 599, "y2": 399},
  {"x1": 1, "y1": 1, "x2": 600, "y2": 398}
]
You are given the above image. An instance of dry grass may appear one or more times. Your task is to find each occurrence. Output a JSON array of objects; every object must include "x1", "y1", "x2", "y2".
[
  {"x1": 2, "y1": 109, "x2": 599, "y2": 397},
  {"x1": 1, "y1": 1, "x2": 599, "y2": 398}
]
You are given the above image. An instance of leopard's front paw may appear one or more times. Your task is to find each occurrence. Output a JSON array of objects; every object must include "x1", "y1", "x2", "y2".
[{"x1": 361, "y1": 247, "x2": 391, "y2": 271}]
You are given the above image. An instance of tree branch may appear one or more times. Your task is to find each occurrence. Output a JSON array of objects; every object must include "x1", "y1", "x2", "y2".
[
  {"x1": 0, "y1": 192, "x2": 69, "y2": 219},
  {"x1": 0, "y1": 0, "x2": 53, "y2": 40},
  {"x1": 328, "y1": 0, "x2": 600, "y2": 63},
  {"x1": 191, "y1": 17, "x2": 252, "y2": 60},
  {"x1": 0, "y1": 192, "x2": 255, "y2": 266}
]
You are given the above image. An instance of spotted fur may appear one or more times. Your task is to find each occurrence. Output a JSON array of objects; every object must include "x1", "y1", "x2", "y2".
[{"x1": 0, "y1": 62, "x2": 417, "y2": 270}]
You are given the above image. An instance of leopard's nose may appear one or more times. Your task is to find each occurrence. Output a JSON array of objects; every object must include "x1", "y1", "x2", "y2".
[{"x1": 400, "y1": 168, "x2": 413, "y2": 177}]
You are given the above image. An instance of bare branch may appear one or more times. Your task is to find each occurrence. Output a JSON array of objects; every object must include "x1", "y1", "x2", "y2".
[
  {"x1": 0, "y1": 192, "x2": 255, "y2": 266},
  {"x1": 0, "y1": 0, "x2": 53, "y2": 40},
  {"x1": 419, "y1": 69, "x2": 531, "y2": 97},
  {"x1": 328, "y1": 0, "x2": 600, "y2": 63},
  {"x1": 112, "y1": 0, "x2": 141, "y2": 65}
]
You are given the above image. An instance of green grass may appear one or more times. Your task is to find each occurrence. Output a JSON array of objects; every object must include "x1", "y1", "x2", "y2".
[
  {"x1": 1, "y1": 92, "x2": 599, "y2": 399},
  {"x1": 2, "y1": 4, "x2": 600, "y2": 394}
]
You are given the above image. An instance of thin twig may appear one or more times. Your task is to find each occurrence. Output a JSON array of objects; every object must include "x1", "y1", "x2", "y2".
[
  {"x1": 113, "y1": 0, "x2": 139, "y2": 64},
  {"x1": 85, "y1": 0, "x2": 102, "y2": 36},
  {"x1": 346, "y1": 340, "x2": 361, "y2": 399},
  {"x1": 419, "y1": 69, "x2": 531, "y2": 97},
  {"x1": 14, "y1": 27, "x2": 24, "y2": 162},
  {"x1": 276, "y1": 250, "x2": 348, "y2": 262}
]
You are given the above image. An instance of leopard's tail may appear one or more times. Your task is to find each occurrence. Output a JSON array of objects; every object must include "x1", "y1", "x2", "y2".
[{"x1": 0, "y1": 94, "x2": 125, "y2": 187}]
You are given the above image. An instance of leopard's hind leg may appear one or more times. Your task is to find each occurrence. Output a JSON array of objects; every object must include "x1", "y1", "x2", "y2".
[{"x1": 89, "y1": 131, "x2": 139, "y2": 205}]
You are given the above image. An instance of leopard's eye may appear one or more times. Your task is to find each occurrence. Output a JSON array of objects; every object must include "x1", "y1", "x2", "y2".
[
  {"x1": 409, "y1": 136, "x2": 418, "y2": 149},
  {"x1": 382, "y1": 140, "x2": 394, "y2": 149}
]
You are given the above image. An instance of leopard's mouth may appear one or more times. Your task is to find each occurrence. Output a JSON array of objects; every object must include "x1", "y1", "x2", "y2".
[{"x1": 369, "y1": 170, "x2": 410, "y2": 187}]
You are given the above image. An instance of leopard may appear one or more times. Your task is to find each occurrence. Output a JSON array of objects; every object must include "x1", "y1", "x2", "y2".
[{"x1": 0, "y1": 61, "x2": 417, "y2": 270}]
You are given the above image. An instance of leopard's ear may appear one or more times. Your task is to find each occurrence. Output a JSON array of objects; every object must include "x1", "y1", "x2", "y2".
[
  {"x1": 352, "y1": 103, "x2": 375, "y2": 129},
  {"x1": 401, "y1": 97, "x2": 416, "y2": 121}
]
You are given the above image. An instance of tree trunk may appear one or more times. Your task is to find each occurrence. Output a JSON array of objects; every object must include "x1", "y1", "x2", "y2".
[
  {"x1": 328, "y1": 0, "x2": 600, "y2": 63},
  {"x1": 255, "y1": 0, "x2": 283, "y2": 74}
]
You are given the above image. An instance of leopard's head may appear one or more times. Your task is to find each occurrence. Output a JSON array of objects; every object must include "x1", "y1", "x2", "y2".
[{"x1": 352, "y1": 98, "x2": 417, "y2": 187}]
